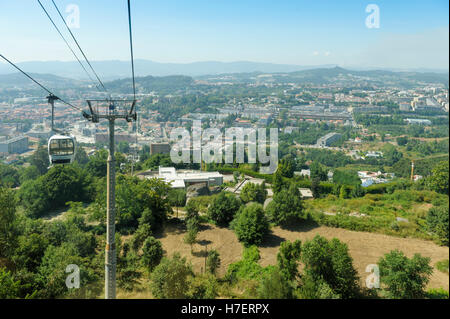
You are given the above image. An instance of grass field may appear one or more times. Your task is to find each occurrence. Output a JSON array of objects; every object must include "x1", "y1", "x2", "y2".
[{"x1": 304, "y1": 189, "x2": 448, "y2": 240}]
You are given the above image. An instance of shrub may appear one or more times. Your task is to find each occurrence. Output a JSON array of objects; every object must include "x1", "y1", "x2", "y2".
[
  {"x1": 426, "y1": 206, "x2": 449, "y2": 246},
  {"x1": 231, "y1": 203, "x2": 269, "y2": 247},
  {"x1": 0, "y1": 267, "x2": 21, "y2": 299},
  {"x1": 150, "y1": 253, "x2": 193, "y2": 298},
  {"x1": 226, "y1": 246, "x2": 274, "y2": 282},
  {"x1": 187, "y1": 274, "x2": 218, "y2": 299},
  {"x1": 301, "y1": 235, "x2": 360, "y2": 298},
  {"x1": 130, "y1": 224, "x2": 152, "y2": 252},
  {"x1": 435, "y1": 259, "x2": 449, "y2": 274},
  {"x1": 239, "y1": 182, "x2": 267, "y2": 204},
  {"x1": 257, "y1": 267, "x2": 293, "y2": 299},
  {"x1": 208, "y1": 192, "x2": 242, "y2": 226},
  {"x1": 183, "y1": 228, "x2": 198, "y2": 253},
  {"x1": 206, "y1": 250, "x2": 221, "y2": 275},
  {"x1": 277, "y1": 240, "x2": 302, "y2": 281},
  {"x1": 266, "y1": 184, "x2": 305, "y2": 226},
  {"x1": 142, "y1": 237, "x2": 163, "y2": 272},
  {"x1": 378, "y1": 250, "x2": 433, "y2": 299}
]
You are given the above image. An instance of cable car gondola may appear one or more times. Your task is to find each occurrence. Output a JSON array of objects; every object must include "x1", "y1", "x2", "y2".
[{"x1": 48, "y1": 134, "x2": 76, "y2": 165}]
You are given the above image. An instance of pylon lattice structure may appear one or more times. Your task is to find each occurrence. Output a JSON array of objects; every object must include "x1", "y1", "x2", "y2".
[{"x1": 83, "y1": 99, "x2": 136, "y2": 299}]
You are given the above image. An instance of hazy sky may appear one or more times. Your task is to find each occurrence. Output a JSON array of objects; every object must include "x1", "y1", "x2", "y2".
[{"x1": 0, "y1": 0, "x2": 448, "y2": 69}]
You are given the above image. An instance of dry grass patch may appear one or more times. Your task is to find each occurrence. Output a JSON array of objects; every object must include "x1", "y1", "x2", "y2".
[{"x1": 159, "y1": 222, "x2": 449, "y2": 291}]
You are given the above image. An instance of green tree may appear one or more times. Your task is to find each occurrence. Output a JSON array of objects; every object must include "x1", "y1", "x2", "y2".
[
  {"x1": 185, "y1": 200, "x2": 200, "y2": 232},
  {"x1": 426, "y1": 206, "x2": 449, "y2": 246},
  {"x1": 383, "y1": 143, "x2": 403, "y2": 166},
  {"x1": 231, "y1": 203, "x2": 269, "y2": 247},
  {"x1": 278, "y1": 155, "x2": 295, "y2": 178},
  {"x1": 0, "y1": 164, "x2": 20, "y2": 187},
  {"x1": 277, "y1": 240, "x2": 302, "y2": 281},
  {"x1": 301, "y1": 235, "x2": 360, "y2": 298},
  {"x1": 13, "y1": 233, "x2": 49, "y2": 272},
  {"x1": 130, "y1": 223, "x2": 152, "y2": 252},
  {"x1": 168, "y1": 189, "x2": 186, "y2": 217},
  {"x1": 19, "y1": 165, "x2": 40, "y2": 184},
  {"x1": 310, "y1": 161, "x2": 328, "y2": 181},
  {"x1": 150, "y1": 253, "x2": 193, "y2": 299},
  {"x1": 378, "y1": 250, "x2": 433, "y2": 299},
  {"x1": 114, "y1": 176, "x2": 172, "y2": 232},
  {"x1": 333, "y1": 169, "x2": 360, "y2": 186},
  {"x1": 239, "y1": 182, "x2": 267, "y2": 204},
  {"x1": 74, "y1": 147, "x2": 89, "y2": 166},
  {"x1": 257, "y1": 267, "x2": 293, "y2": 299},
  {"x1": 0, "y1": 188, "x2": 17, "y2": 258},
  {"x1": 299, "y1": 272, "x2": 340, "y2": 299},
  {"x1": 206, "y1": 249, "x2": 221, "y2": 275},
  {"x1": 183, "y1": 228, "x2": 198, "y2": 253},
  {"x1": 187, "y1": 274, "x2": 218, "y2": 299},
  {"x1": 266, "y1": 184, "x2": 305, "y2": 226},
  {"x1": 0, "y1": 267, "x2": 21, "y2": 299},
  {"x1": 396, "y1": 136, "x2": 408, "y2": 146},
  {"x1": 30, "y1": 145, "x2": 49, "y2": 175},
  {"x1": 311, "y1": 177, "x2": 321, "y2": 198},
  {"x1": 18, "y1": 165, "x2": 93, "y2": 218},
  {"x1": 339, "y1": 185, "x2": 352, "y2": 199},
  {"x1": 350, "y1": 183, "x2": 365, "y2": 198},
  {"x1": 36, "y1": 243, "x2": 98, "y2": 298},
  {"x1": 142, "y1": 236, "x2": 163, "y2": 272},
  {"x1": 272, "y1": 170, "x2": 285, "y2": 193},
  {"x1": 86, "y1": 149, "x2": 108, "y2": 178},
  {"x1": 208, "y1": 192, "x2": 242, "y2": 226},
  {"x1": 117, "y1": 248, "x2": 141, "y2": 292},
  {"x1": 427, "y1": 161, "x2": 449, "y2": 195}
]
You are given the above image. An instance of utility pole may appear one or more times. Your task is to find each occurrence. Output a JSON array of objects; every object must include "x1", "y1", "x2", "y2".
[{"x1": 83, "y1": 99, "x2": 136, "y2": 299}]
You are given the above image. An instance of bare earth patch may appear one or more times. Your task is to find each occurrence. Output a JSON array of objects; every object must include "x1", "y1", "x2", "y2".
[{"x1": 158, "y1": 222, "x2": 449, "y2": 290}]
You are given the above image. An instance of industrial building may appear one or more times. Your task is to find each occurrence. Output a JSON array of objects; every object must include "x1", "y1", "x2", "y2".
[
  {"x1": 148, "y1": 167, "x2": 223, "y2": 189},
  {"x1": 316, "y1": 132, "x2": 342, "y2": 147},
  {"x1": 0, "y1": 136, "x2": 29, "y2": 154}
]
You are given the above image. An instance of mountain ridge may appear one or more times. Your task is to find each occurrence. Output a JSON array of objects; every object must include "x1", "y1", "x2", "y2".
[{"x1": 1, "y1": 59, "x2": 448, "y2": 80}]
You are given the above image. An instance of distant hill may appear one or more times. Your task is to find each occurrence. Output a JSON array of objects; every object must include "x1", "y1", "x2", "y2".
[
  {"x1": 195, "y1": 66, "x2": 449, "y2": 87},
  {"x1": 0, "y1": 60, "x2": 337, "y2": 80},
  {"x1": 282, "y1": 66, "x2": 449, "y2": 85},
  {"x1": 0, "y1": 72, "x2": 83, "y2": 89},
  {"x1": 0, "y1": 66, "x2": 447, "y2": 92},
  {"x1": 107, "y1": 75, "x2": 194, "y2": 93}
]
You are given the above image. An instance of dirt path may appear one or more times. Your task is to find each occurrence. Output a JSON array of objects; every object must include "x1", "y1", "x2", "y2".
[{"x1": 158, "y1": 223, "x2": 449, "y2": 290}]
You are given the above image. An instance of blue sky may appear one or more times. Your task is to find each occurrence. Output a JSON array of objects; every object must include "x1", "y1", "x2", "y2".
[{"x1": 0, "y1": 0, "x2": 448, "y2": 69}]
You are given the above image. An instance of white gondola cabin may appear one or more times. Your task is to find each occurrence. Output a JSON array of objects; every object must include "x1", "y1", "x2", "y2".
[{"x1": 48, "y1": 135, "x2": 76, "y2": 164}]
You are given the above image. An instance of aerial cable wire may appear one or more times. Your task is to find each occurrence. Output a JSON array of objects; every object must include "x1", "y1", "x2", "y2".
[
  {"x1": 51, "y1": 0, "x2": 109, "y2": 95},
  {"x1": 127, "y1": 0, "x2": 138, "y2": 174},
  {"x1": 0, "y1": 53, "x2": 83, "y2": 112},
  {"x1": 127, "y1": 0, "x2": 136, "y2": 100},
  {"x1": 36, "y1": 0, "x2": 101, "y2": 92}
]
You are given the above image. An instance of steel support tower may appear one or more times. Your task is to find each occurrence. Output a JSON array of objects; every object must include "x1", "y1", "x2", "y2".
[{"x1": 83, "y1": 99, "x2": 136, "y2": 299}]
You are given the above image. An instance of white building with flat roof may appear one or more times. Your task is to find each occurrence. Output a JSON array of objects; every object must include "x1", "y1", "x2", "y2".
[{"x1": 153, "y1": 167, "x2": 223, "y2": 189}]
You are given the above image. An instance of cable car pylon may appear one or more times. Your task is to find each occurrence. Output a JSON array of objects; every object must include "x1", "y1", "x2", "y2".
[{"x1": 84, "y1": 99, "x2": 136, "y2": 299}]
